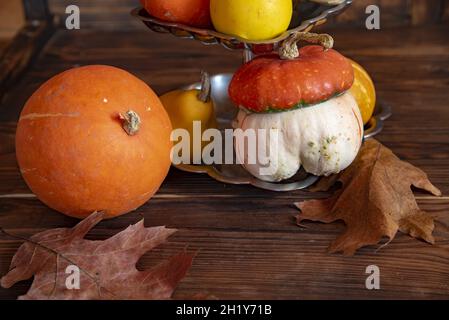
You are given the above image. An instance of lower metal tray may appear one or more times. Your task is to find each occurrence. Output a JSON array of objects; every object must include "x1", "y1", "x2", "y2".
[{"x1": 174, "y1": 73, "x2": 392, "y2": 192}]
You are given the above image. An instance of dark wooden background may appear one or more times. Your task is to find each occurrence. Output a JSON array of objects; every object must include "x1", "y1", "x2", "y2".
[
  {"x1": 1, "y1": 1, "x2": 448, "y2": 40},
  {"x1": 0, "y1": 0, "x2": 448, "y2": 300},
  {"x1": 46, "y1": 0, "x2": 449, "y2": 29}
]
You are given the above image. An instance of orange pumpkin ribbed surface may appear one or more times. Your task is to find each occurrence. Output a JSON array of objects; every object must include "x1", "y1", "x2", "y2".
[{"x1": 15, "y1": 65, "x2": 173, "y2": 219}]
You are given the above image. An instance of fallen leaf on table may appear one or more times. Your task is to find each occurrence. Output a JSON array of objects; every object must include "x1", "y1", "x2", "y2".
[
  {"x1": 295, "y1": 139, "x2": 442, "y2": 255},
  {"x1": 0, "y1": 211, "x2": 193, "y2": 300}
]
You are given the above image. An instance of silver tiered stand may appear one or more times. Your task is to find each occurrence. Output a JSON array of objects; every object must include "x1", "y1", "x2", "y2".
[{"x1": 131, "y1": 0, "x2": 392, "y2": 191}]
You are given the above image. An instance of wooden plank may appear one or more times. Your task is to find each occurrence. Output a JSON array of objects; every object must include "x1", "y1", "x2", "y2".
[
  {"x1": 48, "y1": 0, "x2": 141, "y2": 30},
  {"x1": 443, "y1": 0, "x2": 449, "y2": 22},
  {"x1": 332, "y1": 0, "x2": 410, "y2": 27},
  {"x1": 0, "y1": 21, "x2": 54, "y2": 104},
  {"x1": 0, "y1": 196, "x2": 448, "y2": 233},
  {"x1": 330, "y1": 0, "x2": 447, "y2": 27},
  {"x1": 0, "y1": 199, "x2": 449, "y2": 299},
  {"x1": 44, "y1": 0, "x2": 446, "y2": 30},
  {"x1": 410, "y1": 0, "x2": 444, "y2": 25},
  {"x1": 0, "y1": 0, "x2": 52, "y2": 103}
]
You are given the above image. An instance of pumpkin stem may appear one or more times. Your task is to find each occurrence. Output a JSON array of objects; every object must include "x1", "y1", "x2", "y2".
[
  {"x1": 119, "y1": 110, "x2": 141, "y2": 136},
  {"x1": 197, "y1": 71, "x2": 211, "y2": 103},
  {"x1": 279, "y1": 32, "x2": 334, "y2": 60}
]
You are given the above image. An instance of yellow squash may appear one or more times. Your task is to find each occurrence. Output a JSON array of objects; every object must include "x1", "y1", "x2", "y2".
[
  {"x1": 160, "y1": 72, "x2": 217, "y2": 162},
  {"x1": 349, "y1": 59, "x2": 377, "y2": 125},
  {"x1": 210, "y1": 0, "x2": 293, "y2": 41}
]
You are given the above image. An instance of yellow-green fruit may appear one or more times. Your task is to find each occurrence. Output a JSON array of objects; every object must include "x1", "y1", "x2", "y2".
[
  {"x1": 349, "y1": 59, "x2": 377, "y2": 125},
  {"x1": 160, "y1": 88, "x2": 216, "y2": 162},
  {"x1": 210, "y1": 0, "x2": 293, "y2": 41}
]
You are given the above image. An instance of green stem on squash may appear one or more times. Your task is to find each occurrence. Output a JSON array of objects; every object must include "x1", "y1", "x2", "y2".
[
  {"x1": 279, "y1": 32, "x2": 334, "y2": 60},
  {"x1": 197, "y1": 71, "x2": 211, "y2": 103},
  {"x1": 119, "y1": 110, "x2": 141, "y2": 136}
]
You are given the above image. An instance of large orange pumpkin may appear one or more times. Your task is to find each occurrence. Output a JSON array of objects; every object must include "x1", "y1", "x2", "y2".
[
  {"x1": 140, "y1": 0, "x2": 212, "y2": 28},
  {"x1": 16, "y1": 65, "x2": 173, "y2": 219}
]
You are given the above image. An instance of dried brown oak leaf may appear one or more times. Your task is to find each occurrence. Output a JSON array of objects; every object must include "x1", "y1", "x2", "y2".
[
  {"x1": 0, "y1": 211, "x2": 193, "y2": 300},
  {"x1": 295, "y1": 139, "x2": 442, "y2": 255}
]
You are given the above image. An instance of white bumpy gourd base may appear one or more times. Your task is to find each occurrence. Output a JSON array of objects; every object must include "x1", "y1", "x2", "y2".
[{"x1": 234, "y1": 92, "x2": 364, "y2": 182}]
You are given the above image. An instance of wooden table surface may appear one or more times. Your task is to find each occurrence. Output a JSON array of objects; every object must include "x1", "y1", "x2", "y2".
[{"x1": 0, "y1": 25, "x2": 449, "y2": 300}]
